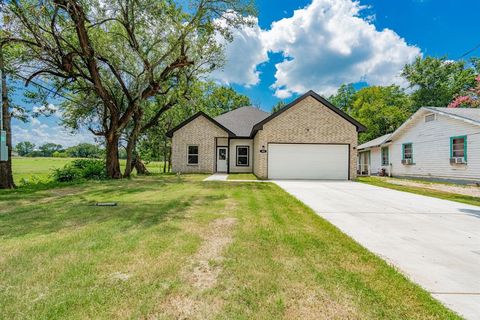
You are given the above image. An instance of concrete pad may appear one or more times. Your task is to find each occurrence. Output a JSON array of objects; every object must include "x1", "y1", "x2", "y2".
[
  {"x1": 203, "y1": 173, "x2": 228, "y2": 181},
  {"x1": 274, "y1": 180, "x2": 480, "y2": 320}
]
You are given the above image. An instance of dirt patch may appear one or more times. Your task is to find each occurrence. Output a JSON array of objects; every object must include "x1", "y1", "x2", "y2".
[
  {"x1": 384, "y1": 178, "x2": 480, "y2": 197},
  {"x1": 158, "y1": 295, "x2": 223, "y2": 320},
  {"x1": 158, "y1": 216, "x2": 236, "y2": 319},
  {"x1": 187, "y1": 217, "x2": 237, "y2": 290},
  {"x1": 284, "y1": 286, "x2": 363, "y2": 320}
]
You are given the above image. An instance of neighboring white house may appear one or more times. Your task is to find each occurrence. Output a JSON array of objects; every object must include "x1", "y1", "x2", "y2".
[{"x1": 357, "y1": 107, "x2": 480, "y2": 182}]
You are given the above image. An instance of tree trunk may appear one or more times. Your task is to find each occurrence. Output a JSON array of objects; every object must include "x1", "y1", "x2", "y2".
[
  {"x1": 0, "y1": 45, "x2": 15, "y2": 189},
  {"x1": 168, "y1": 146, "x2": 172, "y2": 172},
  {"x1": 105, "y1": 133, "x2": 122, "y2": 179},
  {"x1": 134, "y1": 155, "x2": 149, "y2": 175},
  {"x1": 163, "y1": 139, "x2": 167, "y2": 173},
  {"x1": 124, "y1": 111, "x2": 142, "y2": 178}
]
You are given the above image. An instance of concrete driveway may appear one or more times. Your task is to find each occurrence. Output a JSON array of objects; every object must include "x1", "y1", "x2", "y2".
[{"x1": 274, "y1": 180, "x2": 480, "y2": 320}]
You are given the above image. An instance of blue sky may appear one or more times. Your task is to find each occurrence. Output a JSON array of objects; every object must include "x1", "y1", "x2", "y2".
[{"x1": 12, "y1": 0, "x2": 480, "y2": 147}]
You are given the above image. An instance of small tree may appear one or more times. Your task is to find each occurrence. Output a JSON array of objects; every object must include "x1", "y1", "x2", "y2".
[{"x1": 15, "y1": 141, "x2": 35, "y2": 156}]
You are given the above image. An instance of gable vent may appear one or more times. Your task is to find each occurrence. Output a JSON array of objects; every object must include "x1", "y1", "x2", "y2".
[{"x1": 425, "y1": 113, "x2": 436, "y2": 123}]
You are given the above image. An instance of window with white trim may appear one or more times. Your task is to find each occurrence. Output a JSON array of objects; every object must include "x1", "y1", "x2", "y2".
[
  {"x1": 187, "y1": 145, "x2": 199, "y2": 165},
  {"x1": 236, "y1": 146, "x2": 249, "y2": 166}
]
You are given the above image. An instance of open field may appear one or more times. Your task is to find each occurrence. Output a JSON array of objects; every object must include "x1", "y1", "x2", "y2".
[
  {"x1": 0, "y1": 175, "x2": 459, "y2": 319},
  {"x1": 11, "y1": 157, "x2": 166, "y2": 184},
  {"x1": 358, "y1": 176, "x2": 480, "y2": 207}
]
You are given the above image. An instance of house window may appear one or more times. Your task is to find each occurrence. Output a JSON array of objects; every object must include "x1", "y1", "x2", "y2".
[
  {"x1": 187, "y1": 145, "x2": 199, "y2": 165},
  {"x1": 451, "y1": 136, "x2": 467, "y2": 160},
  {"x1": 236, "y1": 146, "x2": 249, "y2": 166},
  {"x1": 381, "y1": 147, "x2": 389, "y2": 166},
  {"x1": 402, "y1": 143, "x2": 413, "y2": 161},
  {"x1": 425, "y1": 114, "x2": 436, "y2": 122}
]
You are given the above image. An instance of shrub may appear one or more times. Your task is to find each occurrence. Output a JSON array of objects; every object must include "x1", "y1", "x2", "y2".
[
  {"x1": 52, "y1": 159, "x2": 107, "y2": 182},
  {"x1": 52, "y1": 151, "x2": 68, "y2": 158}
]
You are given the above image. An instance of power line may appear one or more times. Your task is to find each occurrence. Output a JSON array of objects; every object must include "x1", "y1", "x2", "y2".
[
  {"x1": 457, "y1": 42, "x2": 480, "y2": 60},
  {"x1": 13, "y1": 73, "x2": 88, "y2": 108}
]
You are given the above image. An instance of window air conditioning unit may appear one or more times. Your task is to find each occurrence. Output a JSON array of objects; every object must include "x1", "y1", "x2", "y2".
[
  {"x1": 402, "y1": 159, "x2": 413, "y2": 165},
  {"x1": 450, "y1": 157, "x2": 466, "y2": 164}
]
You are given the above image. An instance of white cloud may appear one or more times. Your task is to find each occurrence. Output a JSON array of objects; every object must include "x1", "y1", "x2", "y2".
[
  {"x1": 213, "y1": 0, "x2": 421, "y2": 97},
  {"x1": 13, "y1": 118, "x2": 94, "y2": 147},
  {"x1": 210, "y1": 16, "x2": 269, "y2": 86}
]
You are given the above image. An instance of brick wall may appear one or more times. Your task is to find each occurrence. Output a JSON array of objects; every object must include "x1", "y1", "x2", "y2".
[
  {"x1": 171, "y1": 115, "x2": 229, "y2": 173},
  {"x1": 253, "y1": 96, "x2": 358, "y2": 179}
]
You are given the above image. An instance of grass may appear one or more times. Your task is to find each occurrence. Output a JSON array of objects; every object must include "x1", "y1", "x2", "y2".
[
  {"x1": 0, "y1": 175, "x2": 459, "y2": 319},
  {"x1": 383, "y1": 175, "x2": 478, "y2": 187},
  {"x1": 12, "y1": 157, "x2": 166, "y2": 185},
  {"x1": 227, "y1": 173, "x2": 258, "y2": 180},
  {"x1": 358, "y1": 176, "x2": 480, "y2": 207}
]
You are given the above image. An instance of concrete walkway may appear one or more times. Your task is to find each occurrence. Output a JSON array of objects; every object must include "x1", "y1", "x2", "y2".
[
  {"x1": 274, "y1": 180, "x2": 480, "y2": 320},
  {"x1": 203, "y1": 173, "x2": 228, "y2": 181}
]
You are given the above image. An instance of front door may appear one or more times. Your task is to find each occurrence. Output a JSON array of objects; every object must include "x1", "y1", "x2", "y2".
[{"x1": 216, "y1": 147, "x2": 228, "y2": 172}]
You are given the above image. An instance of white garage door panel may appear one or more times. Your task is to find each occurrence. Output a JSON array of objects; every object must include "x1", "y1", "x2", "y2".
[{"x1": 268, "y1": 144, "x2": 349, "y2": 180}]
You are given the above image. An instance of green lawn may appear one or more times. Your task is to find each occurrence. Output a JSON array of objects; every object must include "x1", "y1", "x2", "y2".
[
  {"x1": 12, "y1": 157, "x2": 166, "y2": 184},
  {"x1": 227, "y1": 173, "x2": 258, "y2": 180},
  {"x1": 0, "y1": 175, "x2": 459, "y2": 319},
  {"x1": 358, "y1": 176, "x2": 480, "y2": 207}
]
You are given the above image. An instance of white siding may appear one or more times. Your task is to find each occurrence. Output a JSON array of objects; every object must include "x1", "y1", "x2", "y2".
[
  {"x1": 229, "y1": 139, "x2": 253, "y2": 173},
  {"x1": 370, "y1": 147, "x2": 382, "y2": 175},
  {"x1": 389, "y1": 112, "x2": 480, "y2": 180}
]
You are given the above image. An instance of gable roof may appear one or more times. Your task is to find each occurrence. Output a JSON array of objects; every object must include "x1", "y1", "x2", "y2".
[
  {"x1": 424, "y1": 107, "x2": 480, "y2": 126},
  {"x1": 358, "y1": 107, "x2": 480, "y2": 149},
  {"x1": 214, "y1": 106, "x2": 270, "y2": 137},
  {"x1": 251, "y1": 90, "x2": 366, "y2": 135},
  {"x1": 166, "y1": 90, "x2": 366, "y2": 138},
  {"x1": 165, "y1": 111, "x2": 235, "y2": 138},
  {"x1": 358, "y1": 133, "x2": 392, "y2": 150}
]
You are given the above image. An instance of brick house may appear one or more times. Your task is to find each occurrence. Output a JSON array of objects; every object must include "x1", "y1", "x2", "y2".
[{"x1": 166, "y1": 90, "x2": 366, "y2": 180}]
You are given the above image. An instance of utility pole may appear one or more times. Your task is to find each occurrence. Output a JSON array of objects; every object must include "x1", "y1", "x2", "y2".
[{"x1": 0, "y1": 40, "x2": 16, "y2": 188}]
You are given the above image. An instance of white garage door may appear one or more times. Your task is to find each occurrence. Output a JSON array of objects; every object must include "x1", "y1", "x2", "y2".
[{"x1": 268, "y1": 144, "x2": 349, "y2": 180}]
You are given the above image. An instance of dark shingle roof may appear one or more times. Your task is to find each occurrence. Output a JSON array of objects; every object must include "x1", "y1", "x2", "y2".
[{"x1": 214, "y1": 106, "x2": 270, "y2": 137}]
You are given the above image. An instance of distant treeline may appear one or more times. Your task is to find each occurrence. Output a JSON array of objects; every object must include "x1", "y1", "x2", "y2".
[{"x1": 14, "y1": 142, "x2": 111, "y2": 158}]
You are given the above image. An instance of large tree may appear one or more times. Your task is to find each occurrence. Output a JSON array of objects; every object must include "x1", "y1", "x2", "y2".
[
  {"x1": 329, "y1": 83, "x2": 356, "y2": 112},
  {"x1": 3, "y1": 0, "x2": 253, "y2": 178},
  {"x1": 350, "y1": 85, "x2": 412, "y2": 143},
  {"x1": 402, "y1": 56, "x2": 477, "y2": 110}
]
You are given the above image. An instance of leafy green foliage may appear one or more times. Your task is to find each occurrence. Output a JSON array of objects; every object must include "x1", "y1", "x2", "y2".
[
  {"x1": 329, "y1": 83, "x2": 356, "y2": 112},
  {"x1": 65, "y1": 143, "x2": 103, "y2": 158},
  {"x1": 52, "y1": 159, "x2": 106, "y2": 182},
  {"x1": 402, "y1": 56, "x2": 477, "y2": 110},
  {"x1": 15, "y1": 141, "x2": 35, "y2": 156},
  {"x1": 272, "y1": 100, "x2": 287, "y2": 113},
  {"x1": 39, "y1": 143, "x2": 63, "y2": 157},
  {"x1": 351, "y1": 86, "x2": 412, "y2": 143}
]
